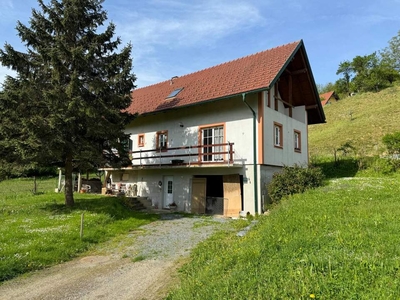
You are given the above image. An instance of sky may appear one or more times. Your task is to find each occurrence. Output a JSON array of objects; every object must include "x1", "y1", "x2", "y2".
[{"x1": 0, "y1": 0, "x2": 399, "y2": 89}]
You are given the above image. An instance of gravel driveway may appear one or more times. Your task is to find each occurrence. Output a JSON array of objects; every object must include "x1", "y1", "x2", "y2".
[{"x1": 0, "y1": 214, "x2": 232, "y2": 300}]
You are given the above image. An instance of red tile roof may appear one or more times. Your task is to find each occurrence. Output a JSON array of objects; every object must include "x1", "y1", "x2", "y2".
[
  {"x1": 127, "y1": 41, "x2": 302, "y2": 115},
  {"x1": 319, "y1": 91, "x2": 336, "y2": 106}
]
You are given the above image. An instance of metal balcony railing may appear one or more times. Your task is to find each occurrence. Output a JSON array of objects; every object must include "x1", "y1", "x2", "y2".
[{"x1": 129, "y1": 142, "x2": 235, "y2": 167}]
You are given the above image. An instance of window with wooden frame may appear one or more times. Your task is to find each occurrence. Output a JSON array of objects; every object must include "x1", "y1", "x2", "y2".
[
  {"x1": 274, "y1": 122, "x2": 283, "y2": 148},
  {"x1": 294, "y1": 130, "x2": 301, "y2": 152},
  {"x1": 200, "y1": 124, "x2": 224, "y2": 162},
  {"x1": 156, "y1": 130, "x2": 168, "y2": 151},
  {"x1": 138, "y1": 134, "x2": 145, "y2": 147}
]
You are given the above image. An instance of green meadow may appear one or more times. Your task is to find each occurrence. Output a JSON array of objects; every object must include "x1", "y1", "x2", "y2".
[{"x1": 0, "y1": 177, "x2": 158, "y2": 282}]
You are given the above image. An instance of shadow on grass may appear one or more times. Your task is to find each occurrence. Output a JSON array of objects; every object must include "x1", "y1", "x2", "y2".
[
  {"x1": 41, "y1": 196, "x2": 159, "y2": 221},
  {"x1": 314, "y1": 158, "x2": 359, "y2": 179}
]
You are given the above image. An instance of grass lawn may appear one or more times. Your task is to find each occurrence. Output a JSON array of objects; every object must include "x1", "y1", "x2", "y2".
[
  {"x1": 0, "y1": 177, "x2": 158, "y2": 282},
  {"x1": 168, "y1": 175, "x2": 400, "y2": 299}
]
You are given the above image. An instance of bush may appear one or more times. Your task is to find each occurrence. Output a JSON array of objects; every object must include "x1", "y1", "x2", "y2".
[
  {"x1": 372, "y1": 157, "x2": 396, "y2": 174},
  {"x1": 267, "y1": 165, "x2": 324, "y2": 203}
]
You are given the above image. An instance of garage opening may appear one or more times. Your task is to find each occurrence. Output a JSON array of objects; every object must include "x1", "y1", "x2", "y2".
[{"x1": 192, "y1": 174, "x2": 243, "y2": 216}]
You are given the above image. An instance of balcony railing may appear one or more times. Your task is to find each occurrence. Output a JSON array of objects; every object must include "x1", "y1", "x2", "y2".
[{"x1": 129, "y1": 142, "x2": 235, "y2": 167}]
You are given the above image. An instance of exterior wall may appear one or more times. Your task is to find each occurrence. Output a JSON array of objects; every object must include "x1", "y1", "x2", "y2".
[
  {"x1": 109, "y1": 87, "x2": 310, "y2": 215},
  {"x1": 125, "y1": 94, "x2": 256, "y2": 166},
  {"x1": 262, "y1": 86, "x2": 308, "y2": 167},
  {"x1": 109, "y1": 167, "x2": 255, "y2": 213}
]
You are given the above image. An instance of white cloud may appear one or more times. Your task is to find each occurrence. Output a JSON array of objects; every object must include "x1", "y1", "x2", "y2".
[
  {"x1": 108, "y1": 0, "x2": 265, "y2": 86},
  {"x1": 129, "y1": 1, "x2": 262, "y2": 47}
]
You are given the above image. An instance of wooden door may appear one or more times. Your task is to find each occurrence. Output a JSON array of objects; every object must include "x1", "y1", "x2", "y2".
[
  {"x1": 223, "y1": 174, "x2": 241, "y2": 217},
  {"x1": 191, "y1": 178, "x2": 206, "y2": 214}
]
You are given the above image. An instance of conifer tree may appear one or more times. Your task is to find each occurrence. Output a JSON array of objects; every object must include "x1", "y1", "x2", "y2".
[{"x1": 0, "y1": 0, "x2": 136, "y2": 206}]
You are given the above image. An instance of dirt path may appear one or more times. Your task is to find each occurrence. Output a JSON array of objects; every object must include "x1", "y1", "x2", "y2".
[{"x1": 0, "y1": 214, "x2": 230, "y2": 300}]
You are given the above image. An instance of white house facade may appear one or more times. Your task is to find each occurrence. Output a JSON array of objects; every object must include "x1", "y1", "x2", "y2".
[{"x1": 102, "y1": 40, "x2": 325, "y2": 216}]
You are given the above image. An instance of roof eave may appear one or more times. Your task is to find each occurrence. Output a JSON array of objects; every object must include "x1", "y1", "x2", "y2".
[
  {"x1": 269, "y1": 40, "x2": 326, "y2": 124},
  {"x1": 137, "y1": 86, "x2": 271, "y2": 117}
]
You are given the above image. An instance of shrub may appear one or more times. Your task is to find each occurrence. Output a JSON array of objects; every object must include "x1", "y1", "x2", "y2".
[
  {"x1": 382, "y1": 131, "x2": 400, "y2": 155},
  {"x1": 372, "y1": 157, "x2": 396, "y2": 174},
  {"x1": 267, "y1": 164, "x2": 324, "y2": 203}
]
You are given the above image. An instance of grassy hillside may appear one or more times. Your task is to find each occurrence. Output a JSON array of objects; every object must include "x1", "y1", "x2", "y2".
[
  {"x1": 309, "y1": 84, "x2": 400, "y2": 157},
  {"x1": 168, "y1": 176, "x2": 400, "y2": 299}
]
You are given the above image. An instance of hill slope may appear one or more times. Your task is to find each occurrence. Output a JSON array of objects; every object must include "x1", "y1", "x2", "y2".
[{"x1": 309, "y1": 84, "x2": 400, "y2": 157}]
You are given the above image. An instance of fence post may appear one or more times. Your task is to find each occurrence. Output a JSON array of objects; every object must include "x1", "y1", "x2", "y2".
[{"x1": 80, "y1": 213, "x2": 84, "y2": 240}]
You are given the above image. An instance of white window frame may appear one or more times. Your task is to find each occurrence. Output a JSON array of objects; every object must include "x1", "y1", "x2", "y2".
[
  {"x1": 200, "y1": 125, "x2": 224, "y2": 162},
  {"x1": 274, "y1": 122, "x2": 283, "y2": 148},
  {"x1": 156, "y1": 130, "x2": 168, "y2": 151},
  {"x1": 294, "y1": 130, "x2": 301, "y2": 152}
]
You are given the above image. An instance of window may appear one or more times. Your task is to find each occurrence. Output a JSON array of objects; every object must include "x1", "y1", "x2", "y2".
[
  {"x1": 166, "y1": 87, "x2": 183, "y2": 99},
  {"x1": 128, "y1": 139, "x2": 133, "y2": 151},
  {"x1": 138, "y1": 134, "x2": 145, "y2": 147},
  {"x1": 274, "y1": 122, "x2": 283, "y2": 148},
  {"x1": 121, "y1": 138, "x2": 133, "y2": 152},
  {"x1": 294, "y1": 130, "x2": 301, "y2": 152},
  {"x1": 201, "y1": 125, "x2": 224, "y2": 161},
  {"x1": 156, "y1": 130, "x2": 168, "y2": 151},
  {"x1": 167, "y1": 180, "x2": 173, "y2": 194}
]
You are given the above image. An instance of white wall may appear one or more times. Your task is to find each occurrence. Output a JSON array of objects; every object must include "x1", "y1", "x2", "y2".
[
  {"x1": 109, "y1": 88, "x2": 311, "y2": 215},
  {"x1": 262, "y1": 86, "x2": 308, "y2": 167},
  {"x1": 125, "y1": 95, "x2": 256, "y2": 166}
]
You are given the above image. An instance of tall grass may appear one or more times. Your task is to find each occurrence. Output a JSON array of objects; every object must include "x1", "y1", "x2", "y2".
[
  {"x1": 309, "y1": 84, "x2": 400, "y2": 157},
  {"x1": 168, "y1": 175, "x2": 400, "y2": 299},
  {"x1": 0, "y1": 177, "x2": 158, "y2": 282}
]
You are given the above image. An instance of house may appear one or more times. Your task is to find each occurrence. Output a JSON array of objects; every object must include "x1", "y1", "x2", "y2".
[
  {"x1": 103, "y1": 40, "x2": 325, "y2": 216},
  {"x1": 319, "y1": 91, "x2": 339, "y2": 106}
]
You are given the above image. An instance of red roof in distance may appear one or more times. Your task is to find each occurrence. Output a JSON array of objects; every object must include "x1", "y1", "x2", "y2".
[{"x1": 319, "y1": 91, "x2": 337, "y2": 106}]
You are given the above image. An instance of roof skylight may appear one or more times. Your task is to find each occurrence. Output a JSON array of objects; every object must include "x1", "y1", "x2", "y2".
[{"x1": 166, "y1": 87, "x2": 183, "y2": 99}]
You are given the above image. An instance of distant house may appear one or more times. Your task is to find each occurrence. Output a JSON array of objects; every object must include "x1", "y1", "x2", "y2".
[
  {"x1": 103, "y1": 40, "x2": 325, "y2": 216},
  {"x1": 319, "y1": 91, "x2": 339, "y2": 106}
]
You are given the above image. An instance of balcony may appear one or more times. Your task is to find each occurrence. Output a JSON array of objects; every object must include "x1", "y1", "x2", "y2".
[{"x1": 129, "y1": 142, "x2": 235, "y2": 168}]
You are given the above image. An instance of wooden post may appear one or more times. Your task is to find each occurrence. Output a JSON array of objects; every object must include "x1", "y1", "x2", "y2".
[
  {"x1": 77, "y1": 172, "x2": 82, "y2": 193},
  {"x1": 33, "y1": 176, "x2": 37, "y2": 195},
  {"x1": 57, "y1": 168, "x2": 62, "y2": 192},
  {"x1": 80, "y1": 213, "x2": 84, "y2": 240}
]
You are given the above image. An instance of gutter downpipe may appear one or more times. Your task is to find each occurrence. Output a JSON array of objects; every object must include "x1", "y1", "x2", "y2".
[{"x1": 242, "y1": 93, "x2": 258, "y2": 214}]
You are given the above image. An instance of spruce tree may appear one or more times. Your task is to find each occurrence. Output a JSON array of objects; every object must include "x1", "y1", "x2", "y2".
[{"x1": 0, "y1": 0, "x2": 136, "y2": 206}]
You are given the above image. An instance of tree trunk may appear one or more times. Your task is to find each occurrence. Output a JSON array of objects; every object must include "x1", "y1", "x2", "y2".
[{"x1": 64, "y1": 152, "x2": 75, "y2": 206}]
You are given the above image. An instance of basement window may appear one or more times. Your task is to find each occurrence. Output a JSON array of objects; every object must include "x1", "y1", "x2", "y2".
[{"x1": 166, "y1": 87, "x2": 183, "y2": 99}]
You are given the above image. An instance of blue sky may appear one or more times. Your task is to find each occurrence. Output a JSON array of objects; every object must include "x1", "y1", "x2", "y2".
[{"x1": 0, "y1": 0, "x2": 399, "y2": 89}]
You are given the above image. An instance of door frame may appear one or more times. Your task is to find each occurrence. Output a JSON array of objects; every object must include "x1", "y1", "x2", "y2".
[{"x1": 163, "y1": 176, "x2": 174, "y2": 208}]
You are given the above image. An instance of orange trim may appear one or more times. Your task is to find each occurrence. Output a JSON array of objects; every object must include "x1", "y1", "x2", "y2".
[
  {"x1": 257, "y1": 92, "x2": 264, "y2": 164},
  {"x1": 294, "y1": 130, "x2": 301, "y2": 153},
  {"x1": 138, "y1": 134, "x2": 145, "y2": 147},
  {"x1": 198, "y1": 123, "x2": 226, "y2": 162},
  {"x1": 156, "y1": 130, "x2": 168, "y2": 152}
]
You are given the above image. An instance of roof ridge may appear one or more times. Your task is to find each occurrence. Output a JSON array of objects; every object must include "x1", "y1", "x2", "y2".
[{"x1": 134, "y1": 40, "x2": 301, "y2": 91}]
